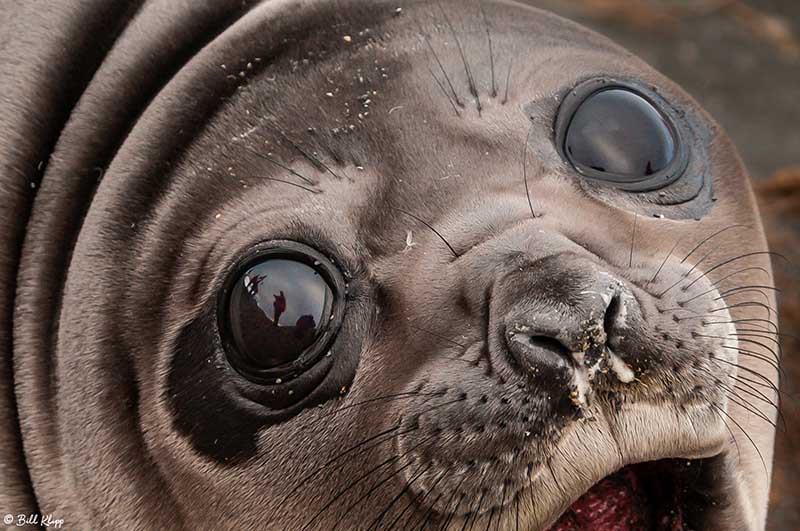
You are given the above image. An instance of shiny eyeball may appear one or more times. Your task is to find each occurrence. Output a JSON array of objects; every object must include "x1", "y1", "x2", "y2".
[
  {"x1": 556, "y1": 80, "x2": 688, "y2": 191},
  {"x1": 219, "y1": 241, "x2": 344, "y2": 383}
]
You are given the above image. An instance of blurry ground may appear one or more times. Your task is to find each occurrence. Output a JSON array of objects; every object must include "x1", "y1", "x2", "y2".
[{"x1": 519, "y1": 1, "x2": 800, "y2": 529}]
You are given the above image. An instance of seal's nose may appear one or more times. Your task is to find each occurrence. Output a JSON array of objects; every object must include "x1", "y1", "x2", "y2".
[{"x1": 500, "y1": 255, "x2": 640, "y2": 399}]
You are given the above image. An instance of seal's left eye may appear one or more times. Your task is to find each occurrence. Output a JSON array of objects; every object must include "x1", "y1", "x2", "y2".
[
  {"x1": 219, "y1": 242, "x2": 345, "y2": 383},
  {"x1": 556, "y1": 81, "x2": 688, "y2": 191}
]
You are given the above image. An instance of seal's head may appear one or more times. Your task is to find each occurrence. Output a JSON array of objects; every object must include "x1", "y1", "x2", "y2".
[{"x1": 7, "y1": 0, "x2": 779, "y2": 530}]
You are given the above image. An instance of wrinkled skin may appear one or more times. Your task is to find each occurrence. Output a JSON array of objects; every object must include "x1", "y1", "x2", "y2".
[{"x1": 0, "y1": 0, "x2": 778, "y2": 530}]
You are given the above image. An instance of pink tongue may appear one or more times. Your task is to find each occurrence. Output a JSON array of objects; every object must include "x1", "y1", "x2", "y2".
[{"x1": 546, "y1": 468, "x2": 649, "y2": 531}]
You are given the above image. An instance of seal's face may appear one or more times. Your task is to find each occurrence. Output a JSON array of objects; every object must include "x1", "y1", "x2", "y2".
[{"x1": 10, "y1": 1, "x2": 778, "y2": 530}]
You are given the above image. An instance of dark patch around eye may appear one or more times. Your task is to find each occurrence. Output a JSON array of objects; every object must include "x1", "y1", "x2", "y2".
[
  {"x1": 168, "y1": 311, "x2": 264, "y2": 464},
  {"x1": 168, "y1": 308, "x2": 336, "y2": 464},
  {"x1": 167, "y1": 240, "x2": 370, "y2": 465}
]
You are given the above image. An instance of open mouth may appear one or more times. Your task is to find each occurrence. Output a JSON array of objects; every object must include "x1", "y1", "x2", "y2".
[{"x1": 545, "y1": 457, "x2": 726, "y2": 531}]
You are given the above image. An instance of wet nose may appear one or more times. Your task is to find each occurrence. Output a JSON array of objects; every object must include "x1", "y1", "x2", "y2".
[{"x1": 502, "y1": 255, "x2": 639, "y2": 395}]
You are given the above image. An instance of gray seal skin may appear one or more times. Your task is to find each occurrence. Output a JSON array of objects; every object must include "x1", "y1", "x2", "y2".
[{"x1": 0, "y1": 0, "x2": 780, "y2": 530}]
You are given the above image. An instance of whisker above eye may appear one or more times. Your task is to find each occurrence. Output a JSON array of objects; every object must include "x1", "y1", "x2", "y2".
[
  {"x1": 502, "y1": 57, "x2": 514, "y2": 106},
  {"x1": 437, "y1": 3, "x2": 481, "y2": 114},
  {"x1": 479, "y1": 0, "x2": 497, "y2": 98},
  {"x1": 415, "y1": 17, "x2": 463, "y2": 108}
]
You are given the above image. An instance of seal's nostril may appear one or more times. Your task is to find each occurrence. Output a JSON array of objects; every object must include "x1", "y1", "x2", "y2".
[
  {"x1": 527, "y1": 335, "x2": 571, "y2": 359},
  {"x1": 603, "y1": 293, "x2": 625, "y2": 338},
  {"x1": 505, "y1": 326, "x2": 574, "y2": 386}
]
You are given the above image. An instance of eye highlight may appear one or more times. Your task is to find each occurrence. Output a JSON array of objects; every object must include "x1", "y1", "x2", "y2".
[
  {"x1": 555, "y1": 79, "x2": 688, "y2": 192},
  {"x1": 219, "y1": 241, "x2": 345, "y2": 384}
]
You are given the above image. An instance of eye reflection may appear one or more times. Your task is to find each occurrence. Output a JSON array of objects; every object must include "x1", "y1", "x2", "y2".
[
  {"x1": 564, "y1": 88, "x2": 677, "y2": 182},
  {"x1": 227, "y1": 259, "x2": 333, "y2": 370}
]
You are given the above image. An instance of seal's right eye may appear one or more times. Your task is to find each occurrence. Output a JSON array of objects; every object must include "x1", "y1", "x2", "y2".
[{"x1": 219, "y1": 241, "x2": 345, "y2": 384}]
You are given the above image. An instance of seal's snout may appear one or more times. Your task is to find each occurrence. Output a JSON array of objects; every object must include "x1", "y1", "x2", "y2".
[{"x1": 500, "y1": 254, "x2": 641, "y2": 400}]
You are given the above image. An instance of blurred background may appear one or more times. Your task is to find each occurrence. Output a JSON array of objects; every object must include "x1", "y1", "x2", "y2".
[{"x1": 519, "y1": 1, "x2": 799, "y2": 528}]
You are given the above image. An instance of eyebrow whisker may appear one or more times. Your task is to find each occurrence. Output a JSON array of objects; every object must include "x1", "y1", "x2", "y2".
[{"x1": 438, "y1": 2, "x2": 481, "y2": 114}]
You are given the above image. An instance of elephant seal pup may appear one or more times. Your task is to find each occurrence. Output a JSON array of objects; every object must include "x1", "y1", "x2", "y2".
[{"x1": 0, "y1": 0, "x2": 779, "y2": 529}]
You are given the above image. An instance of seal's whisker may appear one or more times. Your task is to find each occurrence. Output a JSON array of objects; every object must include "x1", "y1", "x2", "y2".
[
  {"x1": 416, "y1": 19, "x2": 463, "y2": 108},
  {"x1": 735, "y1": 328, "x2": 798, "y2": 340},
  {"x1": 709, "y1": 301, "x2": 776, "y2": 317},
  {"x1": 502, "y1": 55, "x2": 513, "y2": 105},
  {"x1": 648, "y1": 237, "x2": 682, "y2": 284},
  {"x1": 398, "y1": 469, "x2": 447, "y2": 531},
  {"x1": 307, "y1": 433, "x2": 436, "y2": 531},
  {"x1": 479, "y1": 1, "x2": 497, "y2": 98},
  {"x1": 260, "y1": 110, "x2": 346, "y2": 180},
  {"x1": 730, "y1": 372, "x2": 796, "y2": 405},
  {"x1": 389, "y1": 206, "x2": 459, "y2": 258},
  {"x1": 710, "y1": 369, "x2": 781, "y2": 427},
  {"x1": 708, "y1": 401, "x2": 769, "y2": 479},
  {"x1": 331, "y1": 391, "x2": 444, "y2": 418},
  {"x1": 263, "y1": 176, "x2": 320, "y2": 194},
  {"x1": 272, "y1": 423, "x2": 406, "y2": 520},
  {"x1": 371, "y1": 463, "x2": 432, "y2": 531},
  {"x1": 435, "y1": 473, "x2": 469, "y2": 531},
  {"x1": 710, "y1": 356, "x2": 778, "y2": 393},
  {"x1": 731, "y1": 330, "x2": 791, "y2": 346},
  {"x1": 679, "y1": 316, "x2": 780, "y2": 334},
  {"x1": 680, "y1": 251, "x2": 787, "y2": 294},
  {"x1": 484, "y1": 507, "x2": 497, "y2": 531},
  {"x1": 679, "y1": 224, "x2": 749, "y2": 264},
  {"x1": 677, "y1": 266, "x2": 770, "y2": 301},
  {"x1": 428, "y1": 65, "x2": 462, "y2": 117},
  {"x1": 522, "y1": 125, "x2": 538, "y2": 220},
  {"x1": 723, "y1": 391, "x2": 781, "y2": 432},
  {"x1": 714, "y1": 285, "x2": 781, "y2": 299},
  {"x1": 731, "y1": 375, "x2": 790, "y2": 414},
  {"x1": 721, "y1": 345, "x2": 783, "y2": 377},
  {"x1": 679, "y1": 283, "x2": 771, "y2": 307},
  {"x1": 629, "y1": 212, "x2": 638, "y2": 268},
  {"x1": 462, "y1": 485, "x2": 485, "y2": 531},
  {"x1": 240, "y1": 145, "x2": 318, "y2": 186},
  {"x1": 684, "y1": 249, "x2": 714, "y2": 279},
  {"x1": 725, "y1": 373, "x2": 781, "y2": 411},
  {"x1": 698, "y1": 333, "x2": 781, "y2": 362},
  {"x1": 437, "y1": 3, "x2": 481, "y2": 114},
  {"x1": 408, "y1": 324, "x2": 468, "y2": 349},
  {"x1": 702, "y1": 266, "x2": 770, "y2": 290},
  {"x1": 329, "y1": 459, "x2": 418, "y2": 531},
  {"x1": 717, "y1": 377, "x2": 783, "y2": 427},
  {"x1": 378, "y1": 463, "x2": 436, "y2": 531},
  {"x1": 442, "y1": 492, "x2": 466, "y2": 531},
  {"x1": 493, "y1": 482, "x2": 508, "y2": 531}
]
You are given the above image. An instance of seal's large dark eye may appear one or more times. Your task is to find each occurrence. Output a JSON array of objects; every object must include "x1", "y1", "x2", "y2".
[
  {"x1": 556, "y1": 80, "x2": 688, "y2": 191},
  {"x1": 219, "y1": 241, "x2": 345, "y2": 383}
]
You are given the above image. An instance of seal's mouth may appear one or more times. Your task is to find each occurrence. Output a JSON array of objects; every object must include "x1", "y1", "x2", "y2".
[{"x1": 545, "y1": 458, "x2": 723, "y2": 531}]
